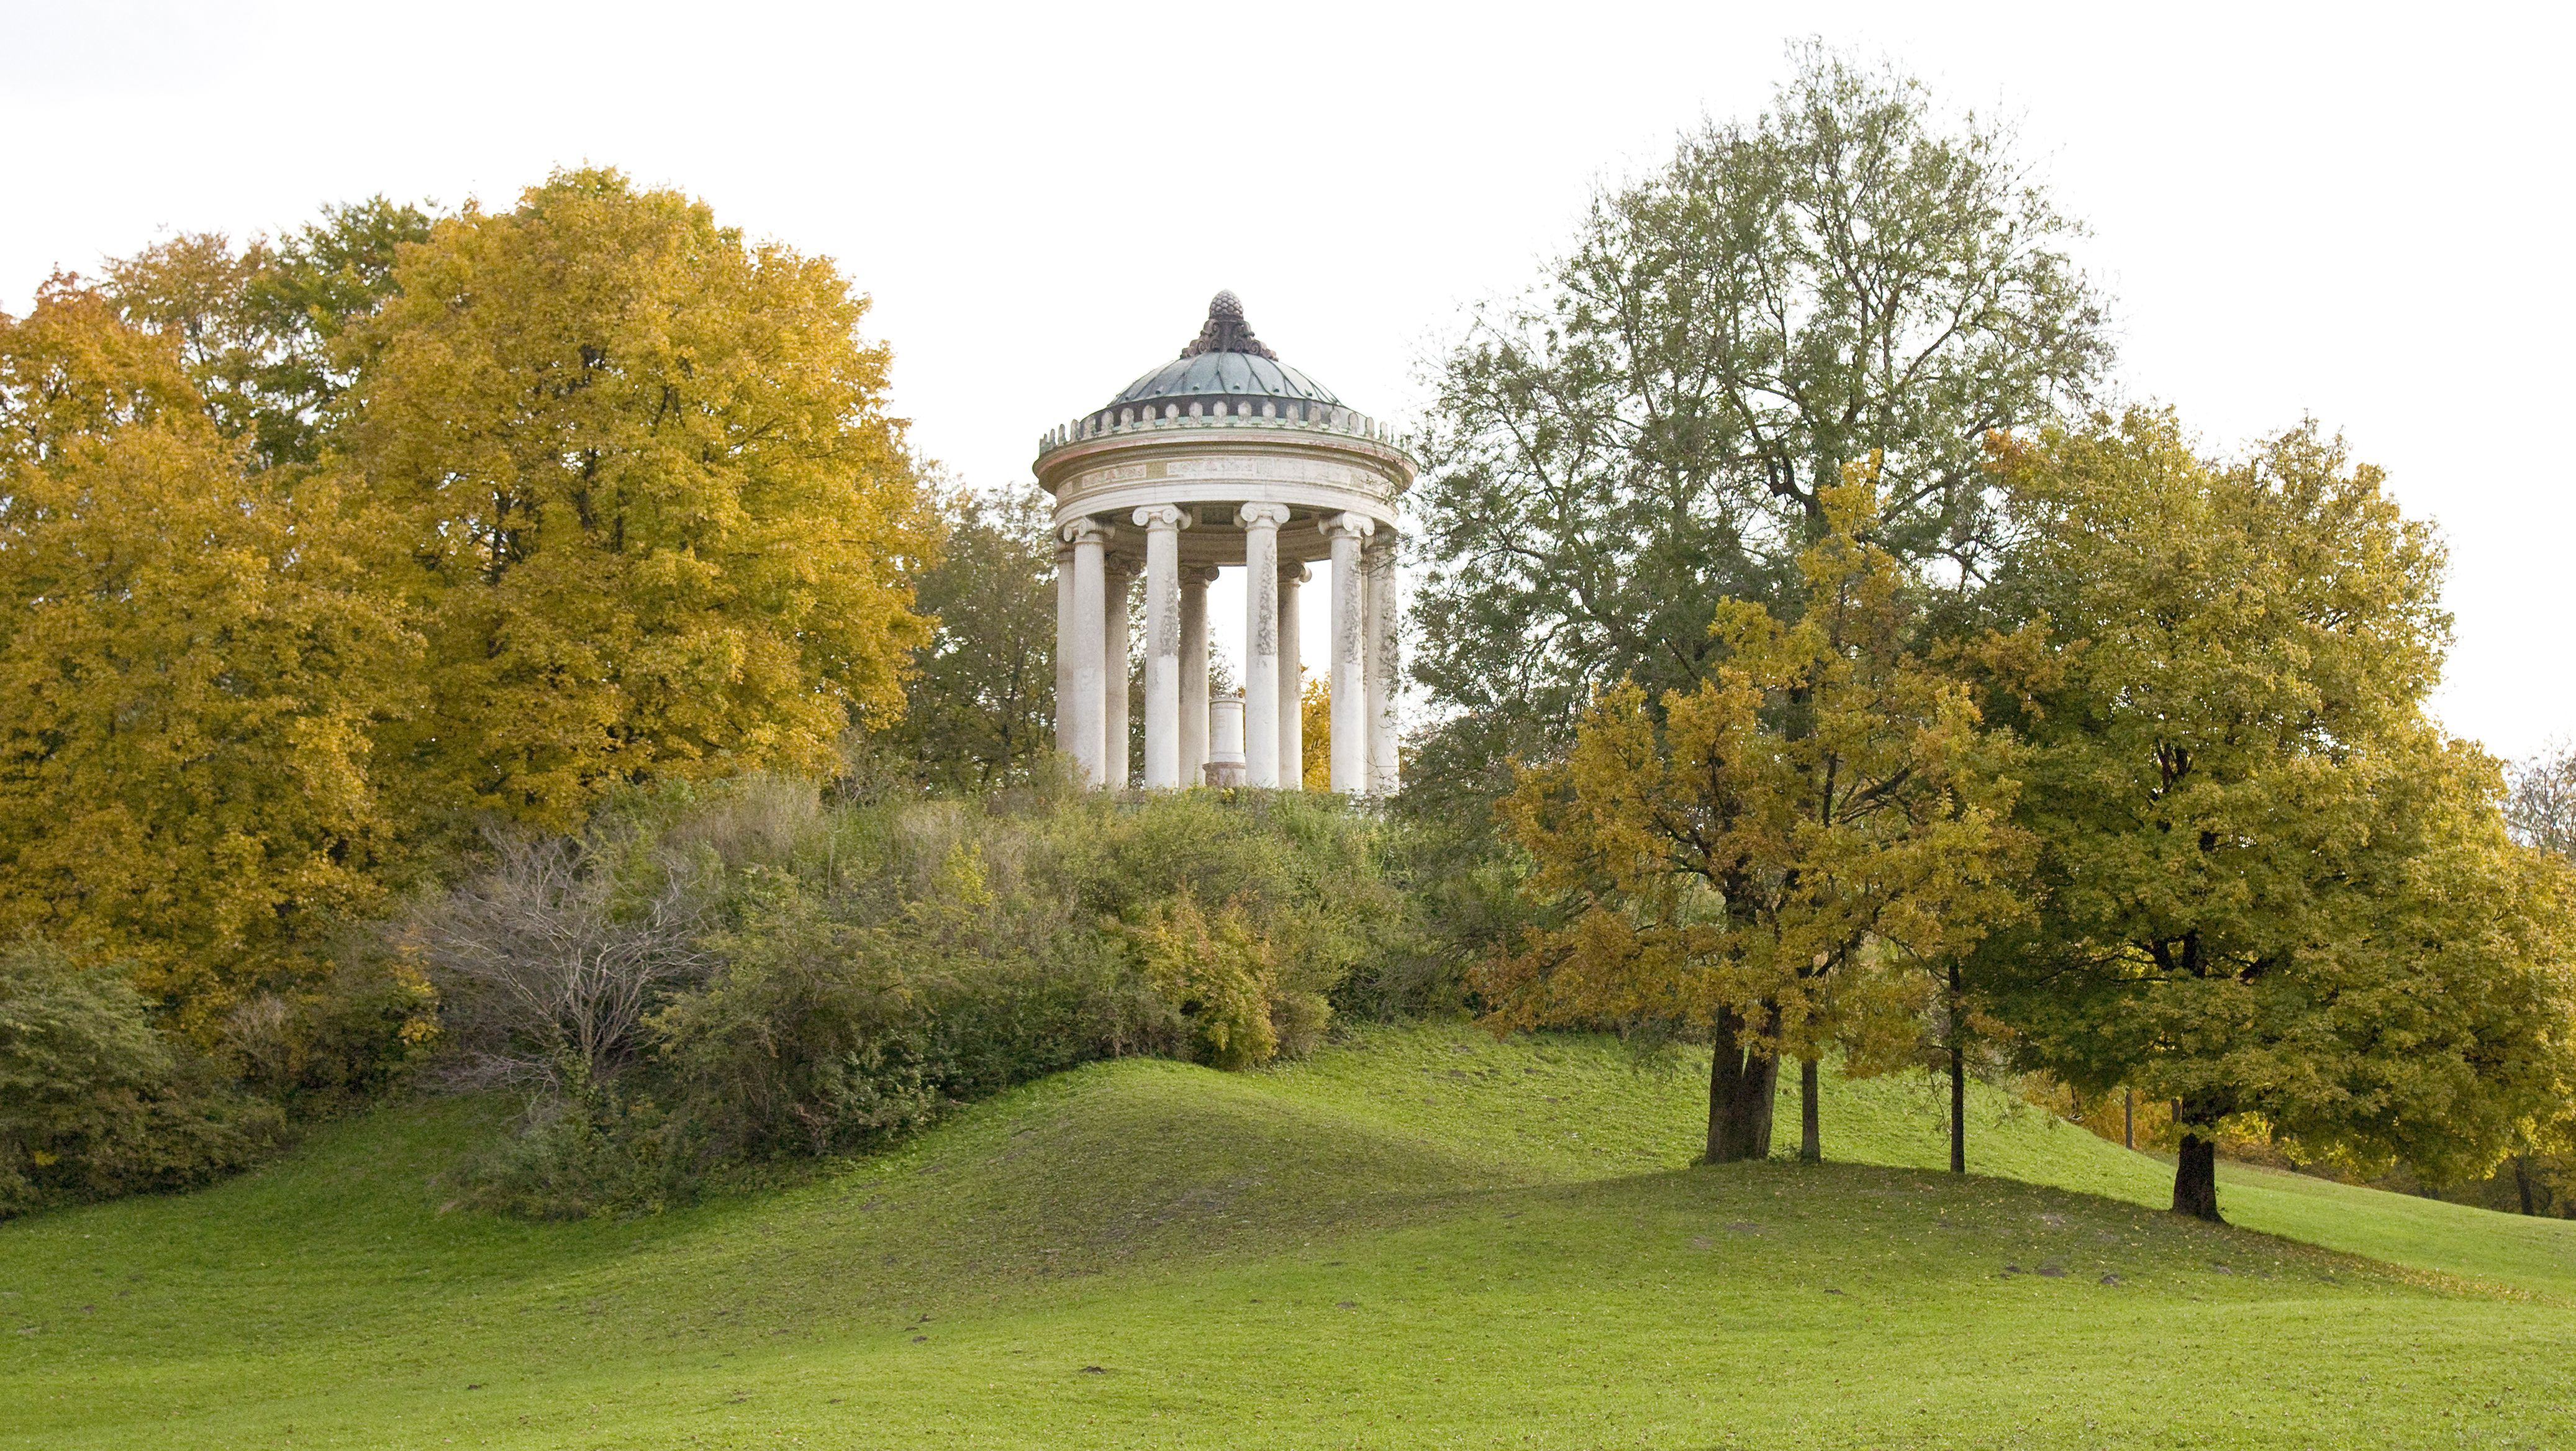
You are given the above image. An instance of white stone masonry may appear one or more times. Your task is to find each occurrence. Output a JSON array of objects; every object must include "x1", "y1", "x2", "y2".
[
  {"x1": 1323, "y1": 512, "x2": 1374, "y2": 794},
  {"x1": 1238, "y1": 503, "x2": 1291, "y2": 788}
]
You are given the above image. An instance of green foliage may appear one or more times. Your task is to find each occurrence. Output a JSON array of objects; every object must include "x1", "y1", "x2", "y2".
[
  {"x1": 1132, "y1": 896, "x2": 1290, "y2": 1070},
  {"x1": 889, "y1": 484, "x2": 1059, "y2": 790},
  {"x1": 2508, "y1": 739, "x2": 2576, "y2": 859},
  {"x1": 1977, "y1": 412, "x2": 2576, "y2": 1216},
  {"x1": 0, "y1": 940, "x2": 282, "y2": 1216},
  {"x1": 1073, "y1": 789, "x2": 1412, "y2": 1049},
  {"x1": 101, "y1": 196, "x2": 434, "y2": 470},
  {"x1": 1408, "y1": 45, "x2": 2108, "y2": 786},
  {"x1": 219, "y1": 952, "x2": 442, "y2": 1111},
  {"x1": 448, "y1": 1053, "x2": 689, "y2": 1220},
  {"x1": 424, "y1": 776, "x2": 1412, "y2": 1216}
]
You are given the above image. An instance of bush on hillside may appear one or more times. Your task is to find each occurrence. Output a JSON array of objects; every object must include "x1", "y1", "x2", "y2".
[
  {"x1": 219, "y1": 952, "x2": 443, "y2": 1112},
  {"x1": 424, "y1": 772, "x2": 1421, "y2": 1217},
  {"x1": 0, "y1": 940, "x2": 283, "y2": 1217}
]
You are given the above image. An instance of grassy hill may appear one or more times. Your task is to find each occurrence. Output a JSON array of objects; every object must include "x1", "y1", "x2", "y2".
[{"x1": 4, "y1": 1022, "x2": 2570, "y2": 1448}]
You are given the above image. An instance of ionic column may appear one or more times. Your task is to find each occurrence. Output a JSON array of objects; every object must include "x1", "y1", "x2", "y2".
[
  {"x1": 1054, "y1": 539, "x2": 1077, "y2": 768},
  {"x1": 1181, "y1": 565, "x2": 1217, "y2": 785},
  {"x1": 1135, "y1": 506, "x2": 1189, "y2": 789},
  {"x1": 1102, "y1": 551, "x2": 1136, "y2": 788},
  {"x1": 1277, "y1": 562, "x2": 1308, "y2": 788},
  {"x1": 1238, "y1": 503, "x2": 1291, "y2": 788},
  {"x1": 1323, "y1": 512, "x2": 1376, "y2": 794},
  {"x1": 1365, "y1": 534, "x2": 1400, "y2": 796},
  {"x1": 1062, "y1": 519, "x2": 1109, "y2": 786}
]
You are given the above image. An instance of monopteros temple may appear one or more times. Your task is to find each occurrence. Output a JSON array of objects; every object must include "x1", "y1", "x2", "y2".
[{"x1": 1035, "y1": 292, "x2": 1412, "y2": 793}]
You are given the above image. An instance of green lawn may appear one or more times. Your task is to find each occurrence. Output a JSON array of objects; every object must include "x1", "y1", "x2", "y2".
[{"x1": 4, "y1": 1021, "x2": 2571, "y2": 1448}]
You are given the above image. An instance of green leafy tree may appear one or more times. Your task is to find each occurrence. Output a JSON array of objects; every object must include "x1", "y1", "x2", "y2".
[
  {"x1": 102, "y1": 197, "x2": 435, "y2": 470},
  {"x1": 1408, "y1": 45, "x2": 2108, "y2": 793},
  {"x1": 0, "y1": 939, "x2": 284, "y2": 1217},
  {"x1": 2492, "y1": 742, "x2": 2576, "y2": 1213},
  {"x1": 1978, "y1": 412, "x2": 2576, "y2": 1222},
  {"x1": 2508, "y1": 742, "x2": 2576, "y2": 860},
  {"x1": 890, "y1": 484, "x2": 1058, "y2": 789}
]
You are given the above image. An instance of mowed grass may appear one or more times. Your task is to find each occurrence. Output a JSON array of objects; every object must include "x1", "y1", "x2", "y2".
[{"x1": 4, "y1": 1022, "x2": 2572, "y2": 1449}]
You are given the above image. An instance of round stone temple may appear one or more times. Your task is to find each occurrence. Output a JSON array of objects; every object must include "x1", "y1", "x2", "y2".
[{"x1": 1036, "y1": 294, "x2": 1413, "y2": 798}]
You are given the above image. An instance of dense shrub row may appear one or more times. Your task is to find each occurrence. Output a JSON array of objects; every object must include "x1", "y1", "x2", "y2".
[{"x1": 414, "y1": 772, "x2": 1429, "y2": 1217}]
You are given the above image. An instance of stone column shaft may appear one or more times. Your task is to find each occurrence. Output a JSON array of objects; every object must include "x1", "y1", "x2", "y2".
[
  {"x1": 1102, "y1": 554, "x2": 1135, "y2": 788},
  {"x1": 1365, "y1": 536, "x2": 1400, "y2": 796},
  {"x1": 1054, "y1": 542, "x2": 1076, "y2": 770},
  {"x1": 1277, "y1": 563, "x2": 1307, "y2": 789},
  {"x1": 1323, "y1": 512, "x2": 1374, "y2": 795},
  {"x1": 1181, "y1": 566, "x2": 1215, "y2": 785},
  {"x1": 1136, "y1": 507, "x2": 1188, "y2": 789},
  {"x1": 1063, "y1": 521, "x2": 1109, "y2": 786},
  {"x1": 1239, "y1": 504, "x2": 1291, "y2": 788}
]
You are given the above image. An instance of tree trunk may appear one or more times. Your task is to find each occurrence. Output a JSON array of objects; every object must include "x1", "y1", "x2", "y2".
[
  {"x1": 2515, "y1": 1153, "x2": 2537, "y2": 1217},
  {"x1": 2173, "y1": 1129, "x2": 2222, "y2": 1222},
  {"x1": 2123, "y1": 1088, "x2": 2134, "y2": 1150},
  {"x1": 1798, "y1": 1057, "x2": 1821, "y2": 1163},
  {"x1": 1948, "y1": 1035, "x2": 1966, "y2": 1174},
  {"x1": 1946, "y1": 961, "x2": 1966, "y2": 1174},
  {"x1": 1705, "y1": 1006, "x2": 1778, "y2": 1163}
]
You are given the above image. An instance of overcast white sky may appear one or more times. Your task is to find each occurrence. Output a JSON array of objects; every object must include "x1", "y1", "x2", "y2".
[{"x1": 6, "y1": 1, "x2": 2569, "y2": 759}]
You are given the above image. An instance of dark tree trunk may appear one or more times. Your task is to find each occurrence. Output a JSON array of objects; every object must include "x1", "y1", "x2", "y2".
[
  {"x1": 1705, "y1": 1006, "x2": 1778, "y2": 1163},
  {"x1": 1946, "y1": 961, "x2": 1966, "y2": 1174},
  {"x1": 1797, "y1": 1057, "x2": 1821, "y2": 1163},
  {"x1": 2173, "y1": 1130, "x2": 2222, "y2": 1222},
  {"x1": 2123, "y1": 1088, "x2": 2134, "y2": 1150},
  {"x1": 1948, "y1": 1035, "x2": 1966, "y2": 1174},
  {"x1": 2515, "y1": 1153, "x2": 2537, "y2": 1217}
]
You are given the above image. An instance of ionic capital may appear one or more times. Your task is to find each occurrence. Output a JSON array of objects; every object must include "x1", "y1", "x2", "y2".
[
  {"x1": 1061, "y1": 517, "x2": 1111, "y2": 546},
  {"x1": 1236, "y1": 503, "x2": 1292, "y2": 531},
  {"x1": 1278, "y1": 562, "x2": 1312, "y2": 585},
  {"x1": 1320, "y1": 511, "x2": 1377, "y2": 542},
  {"x1": 1103, "y1": 552, "x2": 1141, "y2": 578},
  {"x1": 1132, "y1": 504, "x2": 1190, "y2": 532},
  {"x1": 1183, "y1": 565, "x2": 1222, "y2": 587}
]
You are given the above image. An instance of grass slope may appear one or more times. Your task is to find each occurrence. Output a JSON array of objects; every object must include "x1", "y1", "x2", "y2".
[{"x1": 4, "y1": 1022, "x2": 2572, "y2": 1449}]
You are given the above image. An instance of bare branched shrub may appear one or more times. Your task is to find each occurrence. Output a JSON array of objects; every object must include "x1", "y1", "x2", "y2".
[
  {"x1": 2507, "y1": 741, "x2": 2576, "y2": 860},
  {"x1": 414, "y1": 835, "x2": 714, "y2": 1092}
]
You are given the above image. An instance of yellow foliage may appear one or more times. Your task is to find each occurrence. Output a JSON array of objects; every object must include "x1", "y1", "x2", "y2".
[
  {"x1": 1300, "y1": 677, "x2": 1330, "y2": 790},
  {"x1": 0, "y1": 283, "x2": 415, "y2": 1032},
  {"x1": 1132, "y1": 896, "x2": 1283, "y2": 1071},
  {"x1": 1479, "y1": 466, "x2": 2031, "y2": 1063},
  {"x1": 343, "y1": 168, "x2": 934, "y2": 832}
]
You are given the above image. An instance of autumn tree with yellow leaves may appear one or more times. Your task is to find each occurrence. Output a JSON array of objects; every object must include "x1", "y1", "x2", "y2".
[
  {"x1": 1477, "y1": 473, "x2": 2029, "y2": 1163},
  {"x1": 343, "y1": 169, "x2": 933, "y2": 833},
  {"x1": 0, "y1": 283, "x2": 415, "y2": 1034},
  {"x1": 0, "y1": 168, "x2": 935, "y2": 1040}
]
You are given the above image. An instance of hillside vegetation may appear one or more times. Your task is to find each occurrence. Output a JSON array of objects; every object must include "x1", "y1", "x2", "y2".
[{"x1": 6, "y1": 1022, "x2": 2570, "y2": 1449}]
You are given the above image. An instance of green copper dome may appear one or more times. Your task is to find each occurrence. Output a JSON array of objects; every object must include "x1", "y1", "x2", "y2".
[
  {"x1": 1036, "y1": 292, "x2": 1403, "y2": 459},
  {"x1": 1102, "y1": 292, "x2": 1341, "y2": 415}
]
